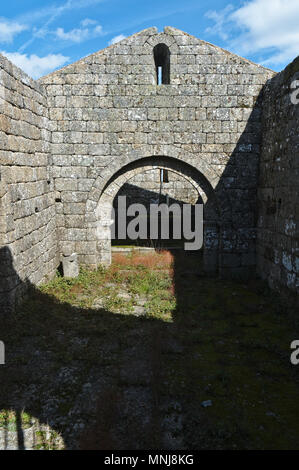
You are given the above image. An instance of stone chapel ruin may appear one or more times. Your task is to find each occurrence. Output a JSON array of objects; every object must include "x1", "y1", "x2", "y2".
[{"x1": 0, "y1": 26, "x2": 298, "y2": 313}]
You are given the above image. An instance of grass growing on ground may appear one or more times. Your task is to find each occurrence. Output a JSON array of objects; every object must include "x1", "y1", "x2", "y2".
[
  {"x1": 39, "y1": 250, "x2": 175, "y2": 320},
  {"x1": 0, "y1": 410, "x2": 33, "y2": 431},
  {"x1": 1, "y1": 249, "x2": 299, "y2": 450}
]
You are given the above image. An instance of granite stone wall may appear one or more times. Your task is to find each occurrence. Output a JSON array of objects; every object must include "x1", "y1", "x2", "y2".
[
  {"x1": 0, "y1": 55, "x2": 58, "y2": 313},
  {"x1": 257, "y1": 57, "x2": 299, "y2": 301},
  {"x1": 39, "y1": 26, "x2": 274, "y2": 276},
  {"x1": 1, "y1": 25, "x2": 297, "y2": 313},
  {"x1": 115, "y1": 168, "x2": 200, "y2": 208}
]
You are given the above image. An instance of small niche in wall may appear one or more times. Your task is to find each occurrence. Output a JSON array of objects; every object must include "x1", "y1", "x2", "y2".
[{"x1": 154, "y1": 43, "x2": 170, "y2": 85}]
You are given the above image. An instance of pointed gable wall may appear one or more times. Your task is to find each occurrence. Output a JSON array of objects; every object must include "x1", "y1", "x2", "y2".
[{"x1": 38, "y1": 26, "x2": 274, "y2": 275}]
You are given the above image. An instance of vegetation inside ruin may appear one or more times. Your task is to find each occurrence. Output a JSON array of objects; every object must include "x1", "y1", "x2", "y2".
[{"x1": 1, "y1": 249, "x2": 299, "y2": 450}]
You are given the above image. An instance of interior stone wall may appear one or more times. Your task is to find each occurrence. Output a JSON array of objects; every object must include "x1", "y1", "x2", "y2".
[
  {"x1": 0, "y1": 55, "x2": 58, "y2": 313},
  {"x1": 39, "y1": 26, "x2": 274, "y2": 278},
  {"x1": 115, "y1": 168, "x2": 200, "y2": 208},
  {"x1": 257, "y1": 57, "x2": 299, "y2": 302},
  {"x1": 0, "y1": 25, "x2": 297, "y2": 313}
]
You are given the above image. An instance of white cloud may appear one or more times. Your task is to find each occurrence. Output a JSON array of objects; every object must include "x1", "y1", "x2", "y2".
[
  {"x1": 80, "y1": 18, "x2": 98, "y2": 27},
  {"x1": 18, "y1": 0, "x2": 107, "y2": 52},
  {"x1": 55, "y1": 21, "x2": 103, "y2": 43},
  {"x1": 56, "y1": 26, "x2": 91, "y2": 43},
  {"x1": 205, "y1": 0, "x2": 299, "y2": 67},
  {"x1": 1, "y1": 51, "x2": 69, "y2": 79},
  {"x1": 0, "y1": 18, "x2": 28, "y2": 44},
  {"x1": 205, "y1": 5, "x2": 234, "y2": 41},
  {"x1": 109, "y1": 34, "x2": 126, "y2": 45},
  {"x1": 94, "y1": 25, "x2": 103, "y2": 35}
]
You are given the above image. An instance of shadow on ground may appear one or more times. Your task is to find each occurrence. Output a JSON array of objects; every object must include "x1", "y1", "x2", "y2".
[{"x1": 0, "y1": 246, "x2": 299, "y2": 450}]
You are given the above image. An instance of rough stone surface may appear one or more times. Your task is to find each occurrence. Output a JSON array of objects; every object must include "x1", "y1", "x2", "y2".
[
  {"x1": 257, "y1": 56, "x2": 299, "y2": 301},
  {"x1": 0, "y1": 54, "x2": 58, "y2": 313},
  {"x1": 38, "y1": 26, "x2": 275, "y2": 278},
  {"x1": 0, "y1": 26, "x2": 298, "y2": 312},
  {"x1": 116, "y1": 168, "x2": 200, "y2": 208},
  {"x1": 62, "y1": 252, "x2": 79, "y2": 278}
]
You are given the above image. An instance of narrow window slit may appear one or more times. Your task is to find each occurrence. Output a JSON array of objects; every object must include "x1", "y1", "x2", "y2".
[
  {"x1": 154, "y1": 43, "x2": 170, "y2": 85},
  {"x1": 158, "y1": 66, "x2": 162, "y2": 86}
]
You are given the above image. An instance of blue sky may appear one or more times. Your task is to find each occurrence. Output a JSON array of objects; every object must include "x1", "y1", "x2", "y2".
[{"x1": 0, "y1": 0, "x2": 298, "y2": 78}]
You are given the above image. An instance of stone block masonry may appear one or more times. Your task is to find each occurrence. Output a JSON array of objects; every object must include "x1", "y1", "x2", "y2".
[
  {"x1": 39, "y1": 26, "x2": 274, "y2": 279},
  {"x1": 0, "y1": 26, "x2": 297, "y2": 313},
  {"x1": 257, "y1": 56, "x2": 299, "y2": 303},
  {"x1": 115, "y1": 168, "x2": 200, "y2": 209},
  {"x1": 0, "y1": 54, "x2": 58, "y2": 312}
]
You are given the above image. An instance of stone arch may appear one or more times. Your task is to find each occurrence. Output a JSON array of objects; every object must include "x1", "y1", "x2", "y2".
[
  {"x1": 114, "y1": 165, "x2": 204, "y2": 205},
  {"x1": 101, "y1": 160, "x2": 212, "y2": 205},
  {"x1": 146, "y1": 33, "x2": 179, "y2": 53},
  {"x1": 85, "y1": 151, "x2": 229, "y2": 272},
  {"x1": 86, "y1": 145, "x2": 224, "y2": 220}
]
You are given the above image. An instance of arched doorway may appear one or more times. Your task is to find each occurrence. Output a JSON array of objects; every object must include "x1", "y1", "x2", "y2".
[
  {"x1": 111, "y1": 165, "x2": 202, "y2": 251},
  {"x1": 86, "y1": 156, "x2": 222, "y2": 275}
]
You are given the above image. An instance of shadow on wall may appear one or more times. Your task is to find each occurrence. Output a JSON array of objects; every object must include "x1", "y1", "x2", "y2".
[
  {"x1": 208, "y1": 87, "x2": 265, "y2": 280},
  {"x1": 0, "y1": 247, "x2": 31, "y2": 315}
]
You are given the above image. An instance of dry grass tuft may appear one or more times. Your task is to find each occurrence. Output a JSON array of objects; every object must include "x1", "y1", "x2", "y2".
[{"x1": 113, "y1": 250, "x2": 174, "y2": 270}]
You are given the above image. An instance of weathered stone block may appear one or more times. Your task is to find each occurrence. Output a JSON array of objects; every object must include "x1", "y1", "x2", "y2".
[{"x1": 62, "y1": 252, "x2": 79, "y2": 278}]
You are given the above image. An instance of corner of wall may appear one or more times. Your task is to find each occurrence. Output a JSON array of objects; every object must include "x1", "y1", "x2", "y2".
[
  {"x1": 257, "y1": 56, "x2": 299, "y2": 304},
  {"x1": 0, "y1": 56, "x2": 59, "y2": 314}
]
